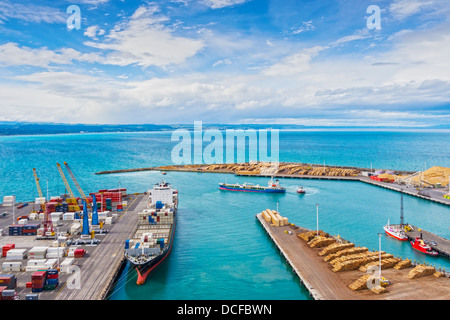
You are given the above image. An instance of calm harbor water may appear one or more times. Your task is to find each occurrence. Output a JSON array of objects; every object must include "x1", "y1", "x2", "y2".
[{"x1": 0, "y1": 130, "x2": 449, "y2": 300}]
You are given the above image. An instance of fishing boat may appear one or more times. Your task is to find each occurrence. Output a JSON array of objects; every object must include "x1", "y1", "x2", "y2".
[
  {"x1": 384, "y1": 194, "x2": 408, "y2": 241},
  {"x1": 410, "y1": 237, "x2": 438, "y2": 256},
  {"x1": 219, "y1": 178, "x2": 286, "y2": 193},
  {"x1": 297, "y1": 186, "x2": 305, "y2": 194},
  {"x1": 384, "y1": 221, "x2": 408, "y2": 241}
]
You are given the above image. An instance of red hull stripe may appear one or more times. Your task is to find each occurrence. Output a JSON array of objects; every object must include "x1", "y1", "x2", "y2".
[{"x1": 136, "y1": 222, "x2": 176, "y2": 285}]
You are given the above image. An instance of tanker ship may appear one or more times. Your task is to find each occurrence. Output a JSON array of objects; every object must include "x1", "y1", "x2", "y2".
[
  {"x1": 124, "y1": 181, "x2": 178, "y2": 285},
  {"x1": 219, "y1": 178, "x2": 286, "y2": 193}
]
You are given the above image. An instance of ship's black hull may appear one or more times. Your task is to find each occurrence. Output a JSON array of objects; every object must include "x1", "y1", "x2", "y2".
[{"x1": 134, "y1": 219, "x2": 176, "y2": 285}]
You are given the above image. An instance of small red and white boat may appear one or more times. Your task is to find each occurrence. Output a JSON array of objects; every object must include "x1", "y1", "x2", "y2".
[
  {"x1": 410, "y1": 237, "x2": 438, "y2": 256},
  {"x1": 384, "y1": 220, "x2": 408, "y2": 241},
  {"x1": 384, "y1": 194, "x2": 408, "y2": 241},
  {"x1": 297, "y1": 186, "x2": 305, "y2": 194}
]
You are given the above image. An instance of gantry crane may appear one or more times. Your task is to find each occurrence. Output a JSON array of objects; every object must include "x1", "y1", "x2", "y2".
[{"x1": 57, "y1": 162, "x2": 80, "y2": 211}]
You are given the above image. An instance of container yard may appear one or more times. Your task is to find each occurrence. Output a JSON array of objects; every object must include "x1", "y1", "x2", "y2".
[
  {"x1": 0, "y1": 163, "x2": 149, "y2": 300},
  {"x1": 0, "y1": 191, "x2": 146, "y2": 300},
  {"x1": 256, "y1": 211, "x2": 450, "y2": 300}
]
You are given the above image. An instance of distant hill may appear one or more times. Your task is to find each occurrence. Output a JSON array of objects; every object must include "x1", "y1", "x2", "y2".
[
  {"x1": 0, "y1": 122, "x2": 174, "y2": 136},
  {"x1": 0, "y1": 121, "x2": 445, "y2": 136}
]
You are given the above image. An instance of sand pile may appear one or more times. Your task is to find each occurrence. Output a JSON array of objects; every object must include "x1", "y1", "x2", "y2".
[{"x1": 411, "y1": 166, "x2": 450, "y2": 186}]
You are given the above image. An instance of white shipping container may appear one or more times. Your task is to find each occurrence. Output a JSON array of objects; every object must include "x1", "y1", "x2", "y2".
[
  {"x1": 29, "y1": 212, "x2": 38, "y2": 220},
  {"x1": 29, "y1": 246, "x2": 49, "y2": 254},
  {"x1": 2, "y1": 261, "x2": 22, "y2": 272},
  {"x1": 44, "y1": 259, "x2": 58, "y2": 269},
  {"x1": 27, "y1": 259, "x2": 47, "y2": 266},
  {"x1": 60, "y1": 258, "x2": 74, "y2": 273},
  {"x1": 51, "y1": 212, "x2": 62, "y2": 220},
  {"x1": 35, "y1": 197, "x2": 46, "y2": 204},
  {"x1": 18, "y1": 219, "x2": 28, "y2": 225},
  {"x1": 6, "y1": 249, "x2": 28, "y2": 260},
  {"x1": 63, "y1": 213, "x2": 75, "y2": 220},
  {"x1": 46, "y1": 247, "x2": 66, "y2": 258}
]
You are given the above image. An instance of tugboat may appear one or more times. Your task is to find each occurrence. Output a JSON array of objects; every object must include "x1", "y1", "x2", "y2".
[
  {"x1": 384, "y1": 194, "x2": 408, "y2": 241},
  {"x1": 410, "y1": 236, "x2": 438, "y2": 256},
  {"x1": 296, "y1": 186, "x2": 306, "y2": 194}
]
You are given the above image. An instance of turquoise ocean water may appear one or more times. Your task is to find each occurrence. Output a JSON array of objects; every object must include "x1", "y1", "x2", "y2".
[{"x1": 0, "y1": 130, "x2": 449, "y2": 300}]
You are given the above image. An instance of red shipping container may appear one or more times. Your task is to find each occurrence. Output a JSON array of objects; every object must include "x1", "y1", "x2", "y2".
[
  {"x1": 74, "y1": 249, "x2": 85, "y2": 258},
  {"x1": 26, "y1": 282, "x2": 32, "y2": 288},
  {"x1": 32, "y1": 271, "x2": 47, "y2": 279},
  {"x1": 47, "y1": 274, "x2": 58, "y2": 280}
]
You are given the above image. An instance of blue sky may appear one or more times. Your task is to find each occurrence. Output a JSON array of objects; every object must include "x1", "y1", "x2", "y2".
[{"x1": 0, "y1": 0, "x2": 450, "y2": 127}]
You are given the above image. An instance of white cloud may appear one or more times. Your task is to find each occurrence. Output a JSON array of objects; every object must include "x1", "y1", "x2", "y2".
[
  {"x1": 261, "y1": 46, "x2": 327, "y2": 77},
  {"x1": 291, "y1": 21, "x2": 314, "y2": 35},
  {"x1": 0, "y1": 43, "x2": 100, "y2": 67},
  {"x1": 202, "y1": 0, "x2": 249, "y2": 9},
  {"x1": 84, "y1": 25, "x2": 106, "y2": 40},
  {"x1": 212, "y1": 59, "x2": 232, "y2": 67},
  {"x1": 0, "y1": 1, "x2": 66, "y2": 24},
  {"x1": 84, "y1": 4, "x2": 205, "y2": 68},
  {"x1": 389, "y1": 0, "x2": 437, "y2": 20}
]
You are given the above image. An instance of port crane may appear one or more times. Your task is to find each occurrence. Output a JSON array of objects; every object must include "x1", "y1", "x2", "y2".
[
  {"x1": 63, "y1": 162, "x2": 89, "y2": 205},
  {"x1": 56, "y1": 162, "x2": 80, "y2": 211},
  {"x1": 32, "y1": 168, "x2": 45, "y2": 212}
]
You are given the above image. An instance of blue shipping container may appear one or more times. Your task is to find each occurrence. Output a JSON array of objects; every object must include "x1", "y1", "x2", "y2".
[{"x1": 26, "y1": 294, "x2": 39, "y2": 300}]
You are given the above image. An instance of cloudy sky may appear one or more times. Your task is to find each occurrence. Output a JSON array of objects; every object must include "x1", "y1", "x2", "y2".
[{"x1": 0, "y1": 0, "x2": 450, "y2": 127}]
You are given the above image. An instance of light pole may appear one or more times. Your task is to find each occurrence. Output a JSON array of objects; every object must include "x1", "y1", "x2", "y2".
[
  {"x1": 378, "y1": 233, "x2": 382, "y2": 282},
  {"x1": 316, "y1": 204, "x2": 319, "y2": 237},
  {"x1": 12, "y1": 196, "x2": 15, "y2": 223}
]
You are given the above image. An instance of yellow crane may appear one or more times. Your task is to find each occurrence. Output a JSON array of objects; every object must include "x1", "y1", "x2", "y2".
[
  {"x1": 63, "y1": 162, "x2": 90, "y2": 209},
  {"x1": 32, "y1": 168, "x2": 44, "y2": 198},
  {"x1": 57, "y1": 162, "x2": 80, "y2": 211},
  {"x1": 32, "y1": 168, "x2": 45, "y2": 211}
]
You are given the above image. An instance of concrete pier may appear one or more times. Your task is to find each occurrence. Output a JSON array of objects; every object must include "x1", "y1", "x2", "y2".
[
  {"x1": 256, "y1": 213, "x2": 450, "y2": 300},
  {"x1": 55, "y1": 194, "x2": 147, "y2": 300}
]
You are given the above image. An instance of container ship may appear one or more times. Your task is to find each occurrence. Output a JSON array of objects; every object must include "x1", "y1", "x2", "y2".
[
  {"x1": 124, "y1": 181, "x2": 177, "y2": 285},
  {"x1": 219, "y1": 178, "x2": 286, "y2": 193}
]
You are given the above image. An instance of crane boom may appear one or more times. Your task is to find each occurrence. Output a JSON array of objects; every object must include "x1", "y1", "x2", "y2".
[
  {"x1": 57, "y1": 163, "x2": 75, "y2": 198},
  {"x1": 32, "y1": 168, "x2": 44, "y2": 198},
  {"x1": 63, "y1": 162, "x2": 88, "y2": 201}
]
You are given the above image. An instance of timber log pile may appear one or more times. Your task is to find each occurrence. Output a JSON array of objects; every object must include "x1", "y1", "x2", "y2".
[{"x1": 156, "y1": 162, "x2": 361, "y2": 177}]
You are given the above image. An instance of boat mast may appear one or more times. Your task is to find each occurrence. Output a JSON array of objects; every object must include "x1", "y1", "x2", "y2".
[{"x1": 400, "y1": 193, "x2": 404, "y2": 229}]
